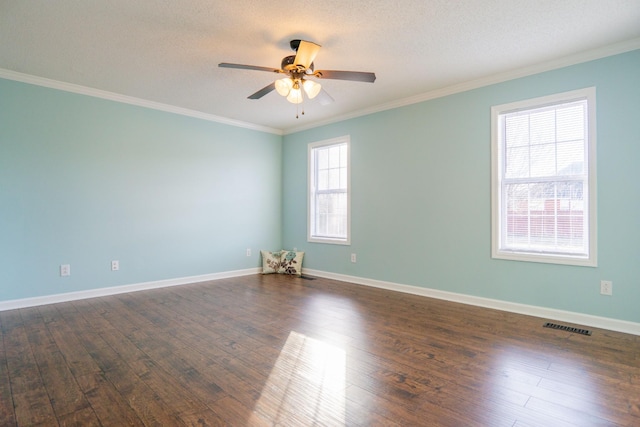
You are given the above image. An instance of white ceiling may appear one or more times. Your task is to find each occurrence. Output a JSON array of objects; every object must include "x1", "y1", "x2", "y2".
[{"x1": 1, "y1": 1, "x2": 639, "y2": 134}]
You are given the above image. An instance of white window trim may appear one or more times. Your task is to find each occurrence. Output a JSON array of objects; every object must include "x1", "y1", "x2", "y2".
[
  {"x1": 307, "y1": 135, "x2": 351, "y2": 245},
  {"x1": 491, "y1": 88, "x2": 597, "y2": 267}
]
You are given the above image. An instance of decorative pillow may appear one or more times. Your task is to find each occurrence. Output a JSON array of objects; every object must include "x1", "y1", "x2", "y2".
[
  {"x1": 278, "y1": 250, "x2": 305, "y2": 276},
  {"x1": 261, "y1": 250, "x2": 284, "y2": 274}
]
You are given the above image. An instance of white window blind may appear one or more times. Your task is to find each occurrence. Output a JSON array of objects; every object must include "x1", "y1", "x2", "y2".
[
  {"x1": 491, "y1": 88, "x2": 596, "y2": 266},
  {"x1": 308, "y1": 136, "x2": 350, "y2": 245}
]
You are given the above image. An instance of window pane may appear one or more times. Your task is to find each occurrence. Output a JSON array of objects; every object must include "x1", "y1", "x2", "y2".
[
  {"x1": 556, "y1": 104, "x2": 584, "y2": 142},
  {"x1": 505, "y1": 115, "x2": 529, "y2": 148},
  {"x1": 506, "y1": 184, "x2": 529, "y2": 213},
  {"x1": 503, "y1": 181, "x2": 585, "y2": 253},
  {"x1": 315, "y1": 193, "x2": 347, "y2": 238},
  {"x1": 530, "y1": 143, "x2": 555, "y2": 177},
  {"x1": 340, "y1": 144, "x2": 347, "y2": 167},
  {"x1": 557, "y1": 140, "x2": 584, "y2": 175},
  {"x1": 318, "y1": 148, "x2": 328, "y2": 169},
  {"x1": 329, "y1": 146, "x2": 340, "y2": 168},
  {"x1": 529, "y1": 109, "x2": 555, "y2": 145},
  {"x1": 339, "y1": 168, "x2": 347, "y2": 189},
  {"x1": 505, "y1": 146, "x2": 529, "y2": 178},
  {"x1": 318, "y1": 170, "x2": 329, "y2": 190},
  {"x1": 328, "y1": 168, "x2": 340, "y2": 189}
]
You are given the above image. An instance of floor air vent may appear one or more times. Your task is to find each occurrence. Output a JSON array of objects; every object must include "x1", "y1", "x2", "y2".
[
  {"x1": 543, "y1": 322, "x2": 592, "y2": 336},
  {"x1": 300, "y1": 275, "x2": 316, "y2": 280}
]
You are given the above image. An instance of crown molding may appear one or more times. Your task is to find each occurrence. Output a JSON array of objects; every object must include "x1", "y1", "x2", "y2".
[
  {"x1": 2, "y1": 38, "x2": 638, "y2": 137},
  {"x1": 0, "y1": 68, "x2": 283, "y2": 136},
  {"x1": 284, "y1": 38, "x2": 640, "y2": 135}
]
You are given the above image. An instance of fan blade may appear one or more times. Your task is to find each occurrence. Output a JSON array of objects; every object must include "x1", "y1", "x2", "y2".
[
  {"x1": 314, "y1": 70, "x2": 376, "y2": 83},
  {"x1": 294, "y1": 41, "x2": 321, "y2": 69},
  {"x1": 219, "y1": 63, "x2": 282, "y2": 73},
  {"x1": 248, "y1": 82, "x2": 276, "y2": 99},
  {"x1": 317, "y1": 89, "x2": 335, "y2": 106}
]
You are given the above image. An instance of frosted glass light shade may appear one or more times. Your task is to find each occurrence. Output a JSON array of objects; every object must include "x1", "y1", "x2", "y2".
[
  {"x1": 275, "y1": 78, "x2": 293, "y2": 96},
  {"x1": 303, "y1": 80, "x2": 321, "y2": 99},
  {"x1": 286, "y1": 87, "x2": 303, "y2": 104}
]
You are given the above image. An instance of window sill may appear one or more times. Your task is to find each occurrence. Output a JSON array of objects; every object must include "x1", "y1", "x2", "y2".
[
  {"x1": 492, "y1": 250, "x2": 596, "y2": 267},
  {"x1": 308, "y1": 236, "x2": 351, "y2": 246}
]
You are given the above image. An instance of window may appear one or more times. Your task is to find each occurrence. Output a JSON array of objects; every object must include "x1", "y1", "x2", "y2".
[
  {"x1": 308, "y1": 136, "x2": 350, "y2": 245},
  {"x1": 491, "y1": 88, "x2": 596, "y2": 266}
]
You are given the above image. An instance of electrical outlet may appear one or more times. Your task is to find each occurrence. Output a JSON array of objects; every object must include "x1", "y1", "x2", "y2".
[
  {"x1": 246, "y1": 248, "x2": 251, "y2": 257},
  {"x1": 351, "y1": 253, "x2": 357, "y2": 263},
  {"x1": 600, "y1": 280, "x2": 613, "y2": 296},
  {"x1": 60, "y1": 264, "x2": 71, "y2": 277},
  {"x1": 111, "y1": 260, "x2": 119, "y2": 271}
]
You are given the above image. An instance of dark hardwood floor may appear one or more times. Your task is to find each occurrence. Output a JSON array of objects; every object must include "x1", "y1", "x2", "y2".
[{"x1": 1, "y1": 274, "x2": 639, "y2": 426}]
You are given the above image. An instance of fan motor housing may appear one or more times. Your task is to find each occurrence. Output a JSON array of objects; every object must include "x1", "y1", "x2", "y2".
[
  {"x1": 281, "y1": 55, "x2": 314, "y2": 72},
  {"x1": 281, "y1": 55, "x2": 295, "y2": 70}
]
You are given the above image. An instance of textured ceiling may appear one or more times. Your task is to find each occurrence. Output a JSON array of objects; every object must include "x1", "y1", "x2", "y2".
[{"x1": 1, "y1": 1, "x2": 639, "y2": 133}]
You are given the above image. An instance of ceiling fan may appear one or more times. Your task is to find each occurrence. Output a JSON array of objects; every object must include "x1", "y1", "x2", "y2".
[{"x1": 219, "y1": 40, "x2": 376, "y2": 109}]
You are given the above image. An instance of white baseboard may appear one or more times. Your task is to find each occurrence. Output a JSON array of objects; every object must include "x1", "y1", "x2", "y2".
[
  {"x1": 302, "y1": 269, "x2": 640, "y2": 336},
  {"x1": 5, "y1": 267, "x2": 638, "y2": 336},
  {"x1": 0, "y1": 268, "x2": 261, "y2": 311}
]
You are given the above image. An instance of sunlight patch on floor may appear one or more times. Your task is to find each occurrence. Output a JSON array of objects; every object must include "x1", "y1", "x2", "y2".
[{"x1": 251, "y1": 331, "x2": 346, "y2": 425}]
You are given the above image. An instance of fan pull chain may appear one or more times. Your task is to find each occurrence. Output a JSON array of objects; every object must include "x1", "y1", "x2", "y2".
[{"x1": 295, "y1": 87, "x2": 305, "y2": 118}]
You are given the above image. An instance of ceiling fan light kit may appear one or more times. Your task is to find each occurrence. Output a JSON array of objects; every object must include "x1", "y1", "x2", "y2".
[
  {"x1": 275, "y1": 78, "x2": 293, "y2": 96},
  {"x1": 219, "y1": 39, "x2": 376, "y2": 116},
  {"x1": 286, "y1": 82, "x2": 303, "y2": 104},
  {"x1": 303, "y1": 79, "x2": 322, "y2": 99},
  {"x1": 275, "y1": 77, "x2": 320, "y2": 103}
]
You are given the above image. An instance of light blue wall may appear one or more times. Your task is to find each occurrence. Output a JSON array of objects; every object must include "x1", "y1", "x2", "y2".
[
  {"x1": 282, "y1": 49, "x2": 640, "y2": 323},
  {"x1": 3, "y1": 50, "x2": 638, "y2": 323},
  {"x1": 0, "y1": 78, "x2": 282, "y2": 301}
]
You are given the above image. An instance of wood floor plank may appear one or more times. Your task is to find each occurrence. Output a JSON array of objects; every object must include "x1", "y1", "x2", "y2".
[
  {"x1": 74, "y1": 371, "x2": 145, "y2": 427},
  {"x1": 206, "y1": 395, "x2": 273, "y2": 427},
  {"x1": 107, "y1": 291, "x2": 277, "y2": 413},
  {"x1": 56, "y1": 405, "x2": 101, "y2": 426},
  {"x1": 82, "y1": 295, "x2": 232, "y2": 406},
  {"x1": 97, "y1": 326, "x2": 210, "y2": 416},
  {"x1": 75, "y1": 327, "x2": 187, "y2": 426},
  {"x1": 20, "y1": 307, "x2": 92, "y2": 419},
  {"x1": 0, "y1": 312, "x2": 18, "y2": 427},
  {"x1": 174, "y1": 407, "x2": 228, "y2": 427},
  {"x1": 40, "y1": 304, "x2": 103, "y2": 378},
  {"x1": 1, "y1": 310, "x2": 58, "y2": 426},
  {"x1": 1, "y1": 274, "x2": 639, "y2": 426}
]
